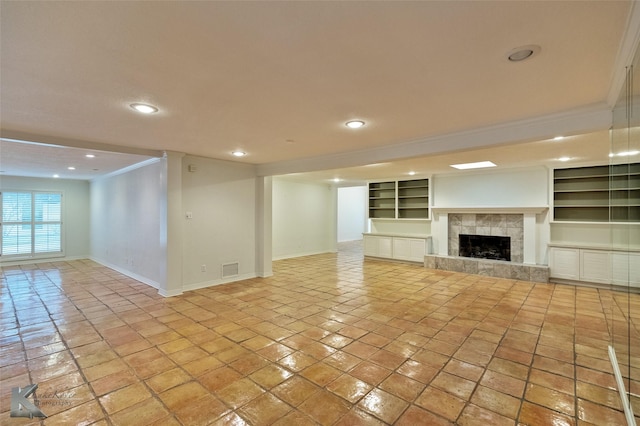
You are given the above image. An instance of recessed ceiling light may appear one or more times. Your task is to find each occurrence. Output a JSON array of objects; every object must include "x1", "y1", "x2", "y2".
[
  {"x1": 558, "y1": 157, "x2": 571, "y2": 162},
  {"x1": 86, "y1": 154, "x2": 96, "y2": 158},
  {"x1": 130, "y1": 103, "x2": 158, "y2": 114},
  {"x1": 346, "y1": 120, "x2": 365, "y2": 129},
  {"x1": 507, "y1": 45, "x2": 540, "y2": 62},
  {"x1": 67, "y1": 166, "x2": 76, "y2": 170},
  {"x1": 333, "y1": 178, "x2": 341, "y2": 183},
  {"x1": 553, "y1": 136, "x2": 565, "y2": 141},
  {"x1": 408, "y1": 171, "x2": 416, "y2": 176},
  {"x1": 450, "y1": 161, "x2": 497, "y2": 170},
  {"x1": 53, "y1": 174, "x2": 60, "y2": 178},
  {"x1": 231, "y1": 151, "x2": 246, "y2": 157}
]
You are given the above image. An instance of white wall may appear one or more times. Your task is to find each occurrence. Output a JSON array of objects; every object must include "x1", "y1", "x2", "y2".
[
  {"x1": 0, "y1": 176, "x2": 90, "y2": 261},
  {"x1": 432, "y1": 166, "x2": 549, "y2": 208},
  {"x1": 337, "y1": 186, "x2": 367, "y2": 242},
  {"x1": 181, "y1": 155, "x2": 258, "y2": 290},
  {"x1": 273, "y1": 179, "x2": 337, "y2": 259},
  {"x1": 551, "y1": 222, "x2": 640, "y2": 250},
  {"x1": 90, "y1": 160, "x2": 163, "y2": 288}
]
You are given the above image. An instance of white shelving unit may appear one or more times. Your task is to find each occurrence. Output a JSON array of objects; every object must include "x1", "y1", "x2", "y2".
[{"x1": 553, "y1": 163, "x2": 640, "y2": 222}]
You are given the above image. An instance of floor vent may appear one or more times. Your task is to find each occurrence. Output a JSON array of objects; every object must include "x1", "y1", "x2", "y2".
[{"x1": 222, "y1": 262, "x2": 239, "y2": 278}]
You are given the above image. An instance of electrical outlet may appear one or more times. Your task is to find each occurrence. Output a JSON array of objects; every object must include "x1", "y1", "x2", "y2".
[{"x1": 201, "y1": 264, "x2": 207, "y2": 272}]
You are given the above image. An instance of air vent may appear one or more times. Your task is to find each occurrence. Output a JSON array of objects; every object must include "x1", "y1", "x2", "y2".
[{"x1": 222, "y1": 262, "x2": 239, "y2": 278}]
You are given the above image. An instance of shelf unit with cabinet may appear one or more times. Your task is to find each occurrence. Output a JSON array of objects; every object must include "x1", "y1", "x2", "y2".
[
  {"x1": 552, "y1": 163, "x2": 640, "y2": 222},
  {"x1": 368, "y1": 178, "x2": 429, "y2": 220}
]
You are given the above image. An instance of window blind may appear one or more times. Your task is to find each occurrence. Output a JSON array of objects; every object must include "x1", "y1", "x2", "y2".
[{"x1": 1, "y1": 191, "x2": 62, "y2": 257}]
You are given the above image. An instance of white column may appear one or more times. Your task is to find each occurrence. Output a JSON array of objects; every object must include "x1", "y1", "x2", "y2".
[
  {"x1": 158, "y1": 151, "x2": 185, "y2": 297},
  {"x1": 255, "y1": 176, "x2": 273, "y2": 277},
  {"x1": 523, "y1": 212, "x2": 537, "y2": 265},
  {"x1": 433, "y1": 212, "x2": 449, "y2": 256}
]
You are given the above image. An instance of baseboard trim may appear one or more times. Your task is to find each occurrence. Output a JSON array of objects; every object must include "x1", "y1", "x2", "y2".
[
  {"x1": 89, "y1": 257, "x2": 161, "y2": 291},
  {"x1": 182, "y1": 272, "x2": 258, "y2": 292}
]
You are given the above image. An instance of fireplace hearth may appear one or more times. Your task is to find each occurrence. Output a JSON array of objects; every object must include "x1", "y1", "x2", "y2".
[{"x1": 459, "y1": 234, "x2": 511, "y2": 261}]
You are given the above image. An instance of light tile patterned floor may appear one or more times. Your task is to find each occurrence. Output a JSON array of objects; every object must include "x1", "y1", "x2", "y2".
[{"x1": 1, "y1": 241, "x2": 639, "y2": 425}]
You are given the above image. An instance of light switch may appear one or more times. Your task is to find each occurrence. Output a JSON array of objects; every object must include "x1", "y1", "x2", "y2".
[{"x1": 186, "y1": 211, "x2": 193, "y2": 219}]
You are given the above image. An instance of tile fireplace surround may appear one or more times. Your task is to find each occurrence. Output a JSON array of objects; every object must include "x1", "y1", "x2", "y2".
[{"x1": 425, "y1": 213, "x2": 549, "y2": 283}]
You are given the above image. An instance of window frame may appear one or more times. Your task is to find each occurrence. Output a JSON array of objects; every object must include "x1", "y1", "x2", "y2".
[{"x1": 0, "y1": 190, "x2": 65, "y2": 261}]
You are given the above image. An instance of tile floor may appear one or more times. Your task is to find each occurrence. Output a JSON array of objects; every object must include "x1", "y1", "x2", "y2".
[{"x1": 1, "y1": 241, "x2": 639, "y2": 425}]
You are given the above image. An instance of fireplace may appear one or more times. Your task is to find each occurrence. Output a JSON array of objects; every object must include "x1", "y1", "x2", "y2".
[
  {"x1": 459, "y1": 234, "x2": 511, "y2": 261},
  {"x1": 425, "y1": 209, "x2": 550, "y2": 282},
  {"x1": 447, "y1": 213, "x2": 523, "y2": 263}
]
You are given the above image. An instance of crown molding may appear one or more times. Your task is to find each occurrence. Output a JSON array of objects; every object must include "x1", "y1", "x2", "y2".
[{"x1": 607, "y1": 0, "x2": 640, "y2": 107}]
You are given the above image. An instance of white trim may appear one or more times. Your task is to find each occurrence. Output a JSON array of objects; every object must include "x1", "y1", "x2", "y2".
[
  {"x1": 609, "y1": 345, "x2": 637, "y2": 426},
  {"x1": 431, "y1": 207, "x2": 548, "y2": 214},
  {"x1": 89, "y1": 257, "x2": 161, "y2": 291},
  {"x1": 90, "y1": 157, "x2": 161, "y2": 182},
  {"x1": 182, "y1": 272, "x2": 257, "y2": 292},
  {"x1": 607, "y1": 1, "x2": 640, "y2": 107},
  {"x1": 158, "y1": 288, "x2": 183, "y2": 297},
  {"x1": 273, "y1": 249, "x2": 337, "y2": 261}
]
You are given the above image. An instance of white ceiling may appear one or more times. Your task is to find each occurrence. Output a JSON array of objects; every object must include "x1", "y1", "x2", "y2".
[{"x1": 0, "y1": 1, "x2": 637, "y2": 185}]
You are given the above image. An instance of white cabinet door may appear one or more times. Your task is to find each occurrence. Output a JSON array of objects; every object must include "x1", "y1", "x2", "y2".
[
  {"x1": 393, "y1": 238, "x2": 411, "y2": 260},
  {"x1": 364, "y1": 235, "x2": 393, "y2": 258},
  {"x1": 580, "y1": 250, "x2": 611, "y2": 284},
  {"x1": 363, "y1": 235, "x2": 380, "y2": 257},
  {"x1": 612, "y1": 252, "x2": 640, "y2": 288},
  {"x1": 393, "y1": 238, "x2": 426, "y2": 262},
  {"x1": 379, "y1": 237, "x2": 393, "y2": 258},
  {"x1": 365, "y1": 235, "x2": 426, "y2": 262},
  {"x1": 408, "y1": 238, "x2": 427, "y2": 262},
  {"x1": 549, "y1": 247, "x2": 580, "y2": 280}
]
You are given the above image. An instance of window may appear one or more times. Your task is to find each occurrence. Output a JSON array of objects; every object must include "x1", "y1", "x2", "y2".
[{"x1": 1, "y1": 191, "x2": 63, "y2": 258}]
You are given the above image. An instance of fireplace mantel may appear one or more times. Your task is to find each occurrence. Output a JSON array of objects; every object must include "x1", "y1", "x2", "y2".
[{"x1": 431, "y1": 206, "x2": 548, "y2": 214}]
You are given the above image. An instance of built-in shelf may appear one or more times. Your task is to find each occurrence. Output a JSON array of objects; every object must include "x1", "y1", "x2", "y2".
[
  {"x1": 398, "y1": 179, "x2": 429, "y2": 219},
  {"x1": 553, "y1": 163, "x2": 640, "y2": 222},
  {"x1": 368, "y1": 178, "x2": 429, "y2": 219},
  {"x1": 368, "y1": 181, "x2": 396, "y2": 219}
]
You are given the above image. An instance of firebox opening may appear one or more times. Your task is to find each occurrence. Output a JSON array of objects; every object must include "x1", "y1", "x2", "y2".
[{"x1": 459, "y1": 234, "x2": 511, "y2": 261}]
